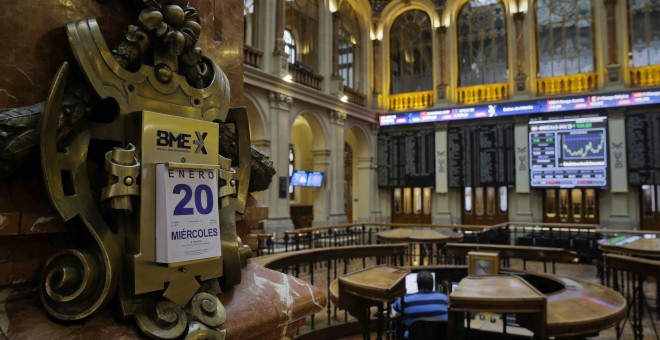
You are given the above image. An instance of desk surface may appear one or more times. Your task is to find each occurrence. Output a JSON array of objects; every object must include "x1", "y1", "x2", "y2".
[
  {"x1": 599, "y1": 236, "x2": 660, "y2": 257},
  {"x1": 449, "y1": 272, "x2": 626, "y2": 339},
  {"x1": 376, "y1": 228, "x2": 462, "y2": 243},
  {"x1": 451, "y1": 275, "x2": 546, "y2": 313}
]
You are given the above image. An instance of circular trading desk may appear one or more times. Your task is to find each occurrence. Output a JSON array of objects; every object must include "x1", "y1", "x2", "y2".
[
  {"x1": 449, "y1": 271, "x2": 626, "y2": 339},
  {"x1": 376, "y1": 228, "x2": 463, "y2": 265},
  {"x1": 599, "y1": 235, "x2": 660, "y2": 257},
  {"x1": 331, "y1": 268, "x2": 626, "y2": 339}
]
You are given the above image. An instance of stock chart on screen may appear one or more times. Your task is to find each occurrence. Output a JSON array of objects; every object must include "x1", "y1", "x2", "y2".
[{"x1": 529, "y1": 115, "x2": 608, "y2": 188}]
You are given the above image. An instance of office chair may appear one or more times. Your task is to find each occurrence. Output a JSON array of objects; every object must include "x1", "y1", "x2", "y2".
[{"x1": 408, "y1": 317, "x2": 448, "y2": 340}]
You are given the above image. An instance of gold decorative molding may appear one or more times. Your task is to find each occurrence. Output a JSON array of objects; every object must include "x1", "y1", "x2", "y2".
[
  {"x1": 456, "y1": 83, "x2": 509, "y2": 104},
  {"x1": 388, "y1": 91, "x2": 433, "y2": 111},
  {"x1": 537, "y1": 73, "x2": 597, "y2": 96},
  {"x1": 631, "y1": 65, "x2": 660, "y2": 87}
]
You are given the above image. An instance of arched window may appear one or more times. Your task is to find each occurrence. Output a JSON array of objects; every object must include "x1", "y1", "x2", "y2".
[
  {"x1": 629, "y1": 0, "x2": 660, "y2": 68},
  {"x1": 536, "y1": 0, "x2": 595, "y2": 78},
  {"x1": 390, "y1": 10, "x2": 433, "y2": 94},
  {"x1": 284, "y1": 29, "x2": 297, "y2": 64},
  {"x1": 339, "y1": 2, "x2": 361, "y2": 90},
  {"x1": 285, "y1": 0, "x2": 319, "y2": 70},
  {"x1": 457, "y1": 0, "x2": 508, "y2": 86}
]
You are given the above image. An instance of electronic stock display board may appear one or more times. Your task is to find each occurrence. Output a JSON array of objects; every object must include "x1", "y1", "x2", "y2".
[
  {"x1": 529, "y1": 115, "x2": 608, "y2": 188},
  {"x1": 379, "y1": 90, "x2": 660, "y2": 126}
]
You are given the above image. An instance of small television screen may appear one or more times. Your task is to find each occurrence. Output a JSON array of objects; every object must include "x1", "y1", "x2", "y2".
[
  {"x1": 529, "y1": 115, "x2": 608, "y2": 188},
  {"x1": 290, "y1": 170, "x2": 324, "y2": 187}
]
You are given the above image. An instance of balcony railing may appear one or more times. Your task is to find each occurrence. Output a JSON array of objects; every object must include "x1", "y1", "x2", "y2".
[
  {"x1": 456, "y1": 83, "x2": 509, "y2": 104},
  {"x1": 289, "y1": 62, "x2": 323, "y2": 90},
  {"x1": 631, "y1": 65, "x2": 660, "y2": 87},
  {"x1": 243, "y1": 44, "x2": 263, "y2": 69},
  {"x1": 388, "y1": 91, "x2": 433, "y2": 111},
  {"x1": 537, "y1": 73, "x2": 597, "y2": 96},
  {"x1": 343, "y1": 86, "x2": 366, "y2": 106}
]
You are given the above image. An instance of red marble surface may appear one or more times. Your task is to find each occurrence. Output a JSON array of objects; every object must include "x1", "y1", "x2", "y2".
[
  {"x1": 0, "y1": 264, "x2": 326, "y2": 340},
  {"x1": 0, "y1": 0, "x2": 244, "y2": 108}
]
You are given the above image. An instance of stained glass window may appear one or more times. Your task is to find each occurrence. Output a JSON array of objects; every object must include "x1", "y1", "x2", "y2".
[
  {"x1": 629, "y1": 0, "x2": 660, "y2": 67},
  {"x1": 390, "y1": 10, "x2": 433, "y2": 94},
  {"x1": 457, "y1": 0, "x2": 508, "y2": 86},
  {"x1": 339, "y1": 2, "x2": 361, "y2": 90},
  {"x1": 536, "y1": 0, "x2": 595, "y2": 77}
]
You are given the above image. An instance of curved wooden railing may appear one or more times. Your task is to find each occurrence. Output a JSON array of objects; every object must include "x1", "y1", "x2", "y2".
[
  {"x1": 388, "y1": 91, "x2": 433, "y2": 111},
  {"x1": 537, "y1": 73, "x2": 597, "y2": 96},
  {"x1": 445, "y1": 243, "x2": 578, "y2": 273},
  {"x1": 456, "y1": 83, "x2": 509, "y2": 104},
  {"x1": 631, "y1": 65, "x2": 660, "y2": 87}
]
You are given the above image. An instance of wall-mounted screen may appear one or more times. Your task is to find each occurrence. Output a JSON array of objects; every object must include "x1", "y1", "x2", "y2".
[
  {"x1": 290, "y1": 170, "x2": 324, "y2": 187},
  {"x1": 529, "y1": 115, "x2": 608, "y2": 188}
]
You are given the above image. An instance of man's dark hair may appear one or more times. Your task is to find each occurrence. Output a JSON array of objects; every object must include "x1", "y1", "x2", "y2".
[{"x1": 416, "y1": 271, "x2": 434, "y2": 292}]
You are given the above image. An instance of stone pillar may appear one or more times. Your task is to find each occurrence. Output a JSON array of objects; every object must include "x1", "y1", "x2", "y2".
[
  {"x1": 272, "y1": 0, "x2": 289, "y2": 78},
  {"x1": 326, "y1": 111, "x2": 348, "y2": 225},
  {"x1": 433, "y1": 124, "x2": 451, "y2": 224},
  {"x1": 371, "y1": 39, "x2": 381, "y2": 109},
  {"x1": 512, "y1": 117, "x2": 533, "y2": 222},
  {"x1": 436, "y1": 26, "x2": 448, "y2": 101},
  {"x1": 513, "y1": 12, "x2": 527, "y2": 94},
  {"x1": 604, "y1": 0, "x2": 621, "y2": 84},
  {"x1": 604, "y1": 108, "x2": 630, "y2": 228},
  {"x1": 264, "y1": 92, "x2": 294, "y2": 235},
  {"x1": 356, "y1": 156, "x2": 375, "y2": 223},
  {"x1": 312, "y1": 149, "x2": 331, "y2": 226}
]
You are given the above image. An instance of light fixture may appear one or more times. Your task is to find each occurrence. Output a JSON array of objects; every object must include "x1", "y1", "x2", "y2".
[
  {"x1": 283, "y1": 74, "x2": 293, "y2": 82},
  {"x1": 340, "y1": 95, "x2": 349, "y2": 102}
]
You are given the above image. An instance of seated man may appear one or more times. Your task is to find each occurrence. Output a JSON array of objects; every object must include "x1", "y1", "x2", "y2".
[{"x1": 392, "y1": 271, "x2": 448, "y2": 338}]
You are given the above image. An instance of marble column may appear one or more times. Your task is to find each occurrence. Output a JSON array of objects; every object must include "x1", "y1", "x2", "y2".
[
  {"x1": 436, "y1": 26, "x2": 448, "y2": 100},
  {"x1": 604, "y1": 0, "x2": 621, "y2": 84},
  {"x1": 272, "y1": 0, "x2": 289, "y2": 78},
  {"x1": 513, "y1": 12, "x2": 527, "y2": 94},
  {"x1": 513, "y1": 117, "x2": 533, "y2": 221},
  {"x1": 604, "y1": 108, "x2": 630, "y2": 228},
  {"x1": 312, "y1": 149, "x2": 331, "y2": 226},
  {"x1": 330, "y1": 12, "x2": 343, "y2": 96},
  {"x1": 325, "y1": 111, "x2": 348, "y2": 225},
  {"x1": 356, "y1": 156, "x2": 375, "y2": 222},
  {"x1": 433, "y1": 124, "x2": 452, "y2": 224},
  {"x1": 371, "y1": 39, "x2": 381, "y2": 110},
  {"x1": 264, "y1": 92, "x2": 294, "y2": 235}
]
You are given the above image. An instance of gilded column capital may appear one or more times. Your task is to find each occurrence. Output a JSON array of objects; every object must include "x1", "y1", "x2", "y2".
[{"x1": 268, "y1": 92, "x2": 293, "y2": 110}]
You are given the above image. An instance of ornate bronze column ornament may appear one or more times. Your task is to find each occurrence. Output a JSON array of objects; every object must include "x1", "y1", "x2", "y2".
[{"x1": 1, "y1": 1, "x2": 276, "y2": 338}]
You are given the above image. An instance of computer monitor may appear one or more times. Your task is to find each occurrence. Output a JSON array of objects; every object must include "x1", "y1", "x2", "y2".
[{"x1": 405, "y1": 272, "x2": 436, "y2": 294}]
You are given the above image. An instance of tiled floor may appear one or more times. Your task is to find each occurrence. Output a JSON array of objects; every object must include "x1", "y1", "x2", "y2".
[{"x1": 295, "y1": 258, "x2": 660, "y2": 339}]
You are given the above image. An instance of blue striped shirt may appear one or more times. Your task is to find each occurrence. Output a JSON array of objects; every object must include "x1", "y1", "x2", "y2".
[{"x1": 393, "y1": 291, "x2": 449, "y2": 338}]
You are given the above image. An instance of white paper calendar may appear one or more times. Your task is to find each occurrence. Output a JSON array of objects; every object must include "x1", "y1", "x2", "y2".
[{"x1": 156, "y1": 163, "x2": 222, "y2": 263}]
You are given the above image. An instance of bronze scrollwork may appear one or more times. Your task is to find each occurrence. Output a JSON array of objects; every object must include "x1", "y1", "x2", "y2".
[{"x1": 0, "y1": 0, "x2": 279, "y2": 338}]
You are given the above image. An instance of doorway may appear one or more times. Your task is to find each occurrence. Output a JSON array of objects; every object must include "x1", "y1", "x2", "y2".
[
  {"x1": 542, "y1": 188, "x2": 598, "y2": 224},
  {"x1": 391, "y1": 187, "x2": 432, "y2": 224},
  {"x1": 461, "y1": 186, "x2": 509, "y2": 225}
]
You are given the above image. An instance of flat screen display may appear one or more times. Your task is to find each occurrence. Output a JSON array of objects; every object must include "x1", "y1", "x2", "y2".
[
  {"x1": 529, "y1": 115, "x2": 608, "y2": 188},
  {"x1": 405, "y1": 272, "x2": 436, "y2": 294},
  {"x1": 290, "y1": 170, "x2": 324, "y2": 187}
]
